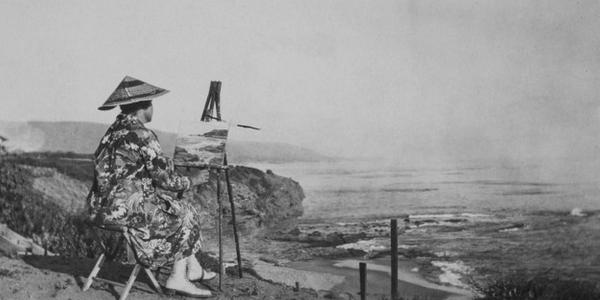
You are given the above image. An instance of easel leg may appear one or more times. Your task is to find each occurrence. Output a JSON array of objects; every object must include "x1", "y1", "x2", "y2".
[
  {"x1": 225, "y1": 168, "x2": 243, "y2": 278},
  {"x1": 216, "y1": 169, "x2": 223, "y2": 291}
]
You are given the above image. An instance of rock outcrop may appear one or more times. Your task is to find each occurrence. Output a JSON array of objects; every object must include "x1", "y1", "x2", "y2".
[{"x1": 183, "y1": 166, "x2": 304, "y2": 236}]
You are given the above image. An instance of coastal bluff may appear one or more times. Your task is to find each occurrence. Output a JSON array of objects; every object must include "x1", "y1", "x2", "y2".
[
  {"x1": 193, "y1": 166, "x2": 305, "y2": 234},
  {"x1": 0, "y1": 152, "x2": 305, "y2": 257}
]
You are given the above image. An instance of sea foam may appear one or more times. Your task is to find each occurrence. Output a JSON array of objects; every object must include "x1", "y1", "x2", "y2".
[{"x1": 431, "y1": 260, "x2": 473, "y2": 289}]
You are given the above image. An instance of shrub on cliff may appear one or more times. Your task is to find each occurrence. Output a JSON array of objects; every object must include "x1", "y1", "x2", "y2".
[
  {"x1": 0, "y1": 160, "x2": 102, "y2": 257},
  {"x1": 474, "y1": 271, "x2": 600, "y2": 300}
]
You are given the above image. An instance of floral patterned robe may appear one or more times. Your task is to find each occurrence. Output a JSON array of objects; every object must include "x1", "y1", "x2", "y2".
[{"x1": 87, "y1": 113, "x2": 201, "y2": 268}]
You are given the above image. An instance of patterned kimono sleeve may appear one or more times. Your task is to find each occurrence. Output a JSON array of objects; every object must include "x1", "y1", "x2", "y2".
[{"x1": 138, "y1": 130, "x2": 191, "y2": 192}]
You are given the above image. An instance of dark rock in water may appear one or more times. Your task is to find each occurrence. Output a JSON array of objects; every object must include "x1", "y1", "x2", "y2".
[
  {"x1": 446, "y1": 218, "x2": 468, "y2": 223},
  {"x1": 399, "y1": 247, "x2": 437, "y2": 259},
  {"x1": 287, "y1": 227, "x2": 302, "y2": 236},
  {"x1": 309, "y1": 231, "x2": 322, "y2": 237},
  {"x1": 270, "y1": 229, "x2": 368, "y2": 247},
  {"x1": 306, "y1": 247, "x2": 366, "y2": 259},
  {"x1": 325, "y1": 232, "x2": 345, "y2": 245},
  {"x1": 414, "y1": 219, "x2": 437, "y2": 227}
]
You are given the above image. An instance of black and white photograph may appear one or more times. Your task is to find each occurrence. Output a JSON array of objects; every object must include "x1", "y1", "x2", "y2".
[{"x1": 1, "y1": 1, "x2": 600, "y2": 299}]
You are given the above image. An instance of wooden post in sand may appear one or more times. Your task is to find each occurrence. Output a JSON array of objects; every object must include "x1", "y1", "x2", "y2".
[
  {"x1": 216, "y1": 170, "x2": 223, "y2": 291},
  {"x1": 391, "y1": 219, "x2": 398, "y2": 300},
  {"x1": 359, "y1": 262, "x2": 366, "y2": 300}
]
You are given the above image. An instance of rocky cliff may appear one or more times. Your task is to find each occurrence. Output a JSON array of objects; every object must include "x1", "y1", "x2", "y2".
[
  {"x1": 192, "y1": 166, "x2": 304, "y2": 234},
  {"x1": 0, "y1": 152, "x2": 305, "y2": 256}
]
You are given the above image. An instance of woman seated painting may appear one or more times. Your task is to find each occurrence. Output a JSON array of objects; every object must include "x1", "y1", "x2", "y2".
[{"x1": 87, "y1": 76, "x2": 215, "y2": 298}]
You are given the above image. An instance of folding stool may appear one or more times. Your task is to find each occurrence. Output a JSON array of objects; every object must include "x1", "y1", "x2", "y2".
[{"x1": 82, "y1": 224, "x2": 163, "y2": 300}]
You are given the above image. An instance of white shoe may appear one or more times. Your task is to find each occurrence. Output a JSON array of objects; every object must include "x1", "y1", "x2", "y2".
[
  {"x1": 187, "y1": 255, "x2": 217, "y2": 282},
  {"x1": 188, "y1": 268, "x2": 217, "y2": 282},
  {"x1": 165, "y1": 277, "x2": 213, "y2": 298}
]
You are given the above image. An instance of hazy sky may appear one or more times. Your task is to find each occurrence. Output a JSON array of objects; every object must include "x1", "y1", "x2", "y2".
[{"x1": 1, "y1": 0, "x2": 599, "y2": 163}]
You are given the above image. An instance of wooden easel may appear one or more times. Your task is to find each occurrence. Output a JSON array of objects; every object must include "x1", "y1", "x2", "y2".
[{"x1": 201, "y1": 81, "x2": 243, "y2": 291}]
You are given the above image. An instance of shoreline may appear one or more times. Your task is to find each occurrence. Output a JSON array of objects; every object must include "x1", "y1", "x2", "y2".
[
  {"x1": 332, "y1": 259, "x2": 473, "y2": 298},
  {"x1": 254, "y1": 208, "x2": 600, "y2": 299},
  {"x1": 252, "y1": 212, "x2": 496, "y2": 299},
  {"x1": 252, "y1": 255, "x2": 474, "y2": 300}
]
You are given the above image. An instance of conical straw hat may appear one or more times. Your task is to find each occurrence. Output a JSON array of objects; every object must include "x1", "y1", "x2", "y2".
[{"x1": 98, "y1": 76, "x2": 170, "y2": 110}]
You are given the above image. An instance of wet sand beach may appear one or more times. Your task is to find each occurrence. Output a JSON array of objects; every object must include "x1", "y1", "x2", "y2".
[{"x1": 286, "y1": 258, "x2": 473, "y2": 300}]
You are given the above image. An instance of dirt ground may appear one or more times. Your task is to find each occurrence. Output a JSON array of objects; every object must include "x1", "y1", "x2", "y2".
[{"x1": 0, "y1": 255, "x2": 322, "y2": 300}]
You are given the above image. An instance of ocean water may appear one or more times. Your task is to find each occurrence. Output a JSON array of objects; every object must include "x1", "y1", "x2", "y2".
[
  {"x1": 247, "y1": 159, "x2": 600, "y2": 297},
  {"x1": 246, "y1": 160, "x2": 600, "y2": 221}
]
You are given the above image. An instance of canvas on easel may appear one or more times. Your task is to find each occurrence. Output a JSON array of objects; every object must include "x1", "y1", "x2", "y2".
[
  {"x1": 176, "y1": 80, "x2": 244, "y2": 287},
  {"x1": 173, "y1": 121, "x2": 229, "y2": 168}
]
